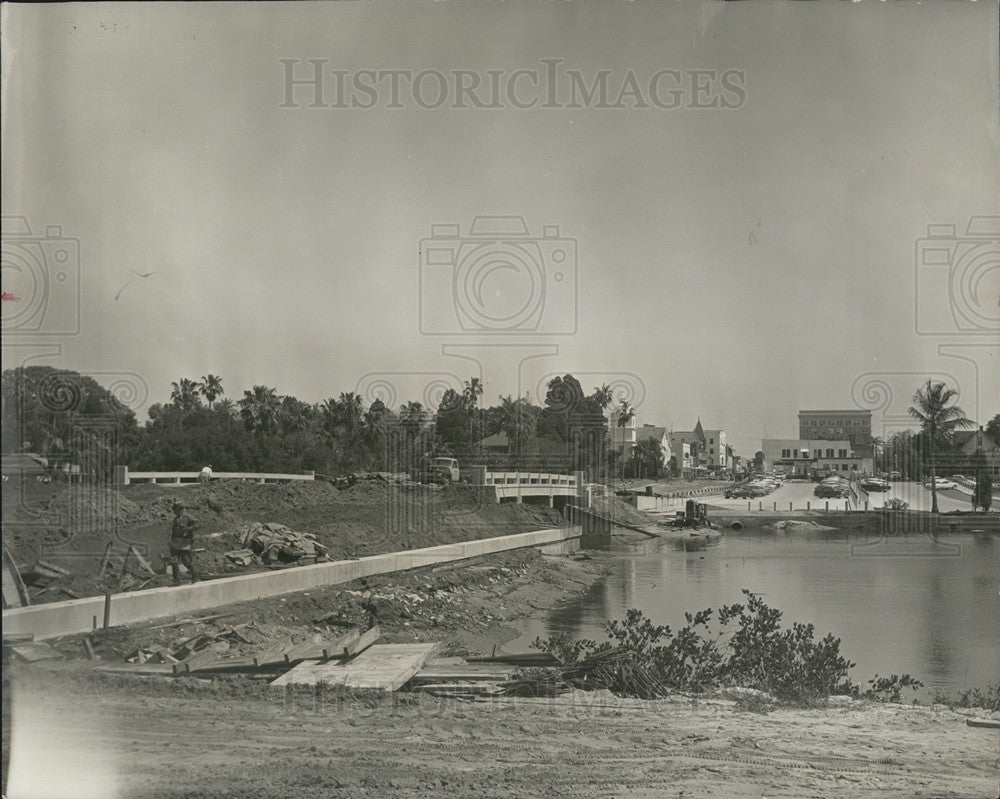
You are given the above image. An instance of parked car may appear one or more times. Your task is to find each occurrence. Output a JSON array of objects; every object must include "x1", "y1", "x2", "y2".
[
  {"x1": 923, "y1": 477, "x2": 955, "y2": 491},
  {"x1": 950, "y1": 474, "x2": 966, "y2": 482},
  {"x1": 814, "y1": 477, "x2": 850, "y2": 498},
  {"x1": 861, "y1": 477, "x2": 890, "y2": 492},
  {"x1": 888, "y1": 471, "x2": 902, "y2": 481}
]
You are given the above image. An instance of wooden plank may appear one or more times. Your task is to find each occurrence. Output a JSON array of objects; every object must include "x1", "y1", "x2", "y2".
[
  {"x1": 2, "y1": 633, "x2": 34, "y2": 644},
  {"x1": 83, "y1": 636, "x2": 97, "y2": 661},
  {"x1": 129, "y1": 546, "x2": 158, "y2": 576},
  {"x1": 410, "y1": 663, "x2": 514, "y2": 682},
  {"x1": 342, "y1": 625, "x2": 380, "y2": 657},
  {"x1": 966, "y1": 718, "x2": 1000, "y2": 729},
  {"x1": 36, "y1": 560, "x2": 72, "y2": 577},
  {"x1": 271, "y1": 642, "x2": 442, "y2": 690},
  {"x1": 97, "y1": 662, "x2": 175, "y2": 676},
  {"x1": 97, "y1": 542, "x2": 114, "y2": 579},
  {"x1": 147, "y1": 612, "x2": 233, "y2": 630},
  {"x1": 281, "y1": 628, "x2": 361, "y2": 663},
  {"x1": 8, "y1": 642, "x2": 66, "y2": 663}
]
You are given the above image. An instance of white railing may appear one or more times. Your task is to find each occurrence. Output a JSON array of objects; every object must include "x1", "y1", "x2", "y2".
[
  {"x1": 483, "y1": 472, "x2": 578, "y2": 487},
  {"x1": 117, "y1": 466, "x2": 314, "y2": 486}
]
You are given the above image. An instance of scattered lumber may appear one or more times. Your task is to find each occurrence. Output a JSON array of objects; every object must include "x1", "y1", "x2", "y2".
[
  {"x1": 148, "y1": 612, "x2": 234, "y2": 630},
  {"x1": 128, "y1": 546, "x2": 158, "y2": 576},
  {"x1": 271, "y1": 641, "x2": 442, "y2": 690},
  {"x1": 281, "y1": 628, "x2": 362, "y2": 663},
  {"x1": 36, "y1": 560, "x2": 72, "y2": 577}
]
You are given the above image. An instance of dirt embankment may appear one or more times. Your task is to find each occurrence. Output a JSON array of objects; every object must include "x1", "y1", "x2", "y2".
[
  {"x1": 6, "y1": 666, "x2": 997, "y2": 799},
  {"x1": 2, "y1": 479, "x2": 575, "y2": 604}
]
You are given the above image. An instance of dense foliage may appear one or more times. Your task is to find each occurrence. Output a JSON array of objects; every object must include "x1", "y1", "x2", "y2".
[{"x1": 531, "y1": 591, "x2": 926, "y2": 705}]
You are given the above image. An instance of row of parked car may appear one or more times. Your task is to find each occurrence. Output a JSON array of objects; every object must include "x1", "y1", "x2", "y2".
[{"x1": 724, "y1": 475, "x2": 783, "y2": 499}]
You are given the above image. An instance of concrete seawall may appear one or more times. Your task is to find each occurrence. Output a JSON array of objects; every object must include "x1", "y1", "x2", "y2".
[{"x1": 2, "y1": 526, "x2": 582, "y2": 641}]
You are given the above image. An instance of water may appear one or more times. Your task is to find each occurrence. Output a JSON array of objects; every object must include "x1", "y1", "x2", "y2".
[{"x1": 510, "y1": 529, "x2": 1000, "y2": 697}]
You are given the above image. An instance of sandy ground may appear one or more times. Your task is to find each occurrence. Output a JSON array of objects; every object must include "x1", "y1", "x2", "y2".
[{"x1": 5, "y1": 669, "x2": 998, "y2": 799}]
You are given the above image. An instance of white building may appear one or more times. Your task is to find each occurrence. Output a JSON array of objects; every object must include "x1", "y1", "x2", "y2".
[{"x1": 762, "y1": 438, "x2": 873, "y2": 477}]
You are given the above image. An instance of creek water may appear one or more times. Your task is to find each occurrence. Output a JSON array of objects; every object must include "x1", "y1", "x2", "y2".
[{"x1": 510, "y1": 528, "x2": 1000, "y2": 697}]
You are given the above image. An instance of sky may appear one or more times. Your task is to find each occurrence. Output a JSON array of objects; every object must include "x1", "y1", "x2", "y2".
[{"x1": 2, "y1": 1, "x2": 998, "y2": 458}]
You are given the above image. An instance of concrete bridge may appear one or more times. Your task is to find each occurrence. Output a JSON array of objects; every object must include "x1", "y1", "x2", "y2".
[{"x1": 462, "y1": 467, "x2": 588, "y2": 507}]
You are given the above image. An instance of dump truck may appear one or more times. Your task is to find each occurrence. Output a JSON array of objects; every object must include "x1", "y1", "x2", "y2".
[{"x1": 413, "y1": 457, "x2": 460, "y2": 484}]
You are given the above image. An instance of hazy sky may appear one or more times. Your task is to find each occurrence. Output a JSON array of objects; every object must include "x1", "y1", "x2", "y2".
[{"x1": 3, "y1": 1, "x2": 998, "y2": 456}]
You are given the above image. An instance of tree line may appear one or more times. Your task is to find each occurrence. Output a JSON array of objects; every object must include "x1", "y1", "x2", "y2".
[
  {"x1": 1, "y1": 367, "x2": 642, "y2": 481},
  {"x1": 2, "y1": 368, "x2": 996, "y2": 507}
]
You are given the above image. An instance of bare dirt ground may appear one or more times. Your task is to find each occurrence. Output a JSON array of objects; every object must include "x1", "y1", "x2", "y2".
[
  {"x1": 5, "y1": 667, "x2": 997, "y2": 799},
  {"x1": 2, "y1": 478, "x2": 574, "y2": 603}
]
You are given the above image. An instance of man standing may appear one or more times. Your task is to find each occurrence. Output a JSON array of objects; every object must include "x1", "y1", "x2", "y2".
[{"x1": 170, "y1": 500, "x2": 200, "y2": 584}]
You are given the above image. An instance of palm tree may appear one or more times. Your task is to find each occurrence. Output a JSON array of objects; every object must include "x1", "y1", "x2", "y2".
[
  {"x1": 337, "y1": 392, "x2": 364, "y2": 437},
  {"x1": 238, "y1": 385, "x2": 281, "y2": 433},
  {"x1": 907, "y1": 379, "x2": 974, "y2": 513},
  {"x1": 591, "y1": 383, "x2": 614, "y2": 412},
  {"x1": 616, "y1": 399, "x2": 634, "y2": 428},
  {"x1": 169, "y1": 378, "x2": 201, "y2": 412},
  {"x1": 199, "y1": 374, "x2": 224, "y2": 409},
  {"x1": 498, "y1": 394, "x2": 534, "y2": 455},
  {"x1": 215, "y1": 397, "x2": 237, "y2": 418},
  {"x1": 462, "y1": 377, "x2": 484, "y2": 411}
]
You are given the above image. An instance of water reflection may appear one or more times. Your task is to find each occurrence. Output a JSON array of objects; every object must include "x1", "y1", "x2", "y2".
[{"x1": 513, "y1": 532, "x2": 1000, "y2": 696}]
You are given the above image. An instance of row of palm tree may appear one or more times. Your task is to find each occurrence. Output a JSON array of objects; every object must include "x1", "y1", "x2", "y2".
[{"x1": 169, "y1": 374, "x2": 225, "y2": 412}]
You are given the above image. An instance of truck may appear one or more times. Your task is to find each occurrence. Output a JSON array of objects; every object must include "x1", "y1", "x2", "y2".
[{"x1": 413, "y1": 457, "x2": 460, "y2": 484}]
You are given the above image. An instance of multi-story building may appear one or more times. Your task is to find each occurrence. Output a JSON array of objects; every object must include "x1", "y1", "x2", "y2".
[
  {"x1": 798, "y1": 410, "x2": 872, "y2": 446},
  {"x1": 668, "y1": 419, "x2": 730, "y2": 474},
  {"x1": 762, "y1": 438, "x2": 873, "y2": 477}
]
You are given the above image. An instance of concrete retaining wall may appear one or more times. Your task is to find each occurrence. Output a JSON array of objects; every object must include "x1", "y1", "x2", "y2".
[{"x1": 2, "y1": 526, "x2": 581, "y2": 641}]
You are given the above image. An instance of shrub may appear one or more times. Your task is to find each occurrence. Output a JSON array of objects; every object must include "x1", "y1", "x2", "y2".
[{"x1": 530, "y1": 590, "x2": 930, "y2": 705}]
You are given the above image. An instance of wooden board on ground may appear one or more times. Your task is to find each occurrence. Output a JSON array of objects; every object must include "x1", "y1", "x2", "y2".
[
  {"x1": 281, "y1": 628, "x2": 362, "y2": 663},
  {"x1": 7, "y1": 642, "x2": 66, "y2": 663},
  {"x1": 271, "y1": 642, "x2": 442, "y2": 691},
  {"x1": 97, "y1": 662, "x2": 175, "y2": 676},
  {"x1": 410, "y1": 662, "x2": 514, "y2": 682}
]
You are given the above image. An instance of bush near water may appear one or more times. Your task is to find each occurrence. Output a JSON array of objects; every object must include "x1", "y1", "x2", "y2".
[{"x1": 527, "y1": 589, "x2": 935, "y2": 705}]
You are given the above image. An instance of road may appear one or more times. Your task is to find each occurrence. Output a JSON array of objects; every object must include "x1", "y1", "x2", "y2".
[{"x1": 702, "y1": 480, "x2": 979, "y2": 514}]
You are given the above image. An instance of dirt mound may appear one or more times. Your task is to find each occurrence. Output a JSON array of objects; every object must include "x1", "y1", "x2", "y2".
[{"x1": 5, "y1": 478, "x2": 573, "y2": 604}]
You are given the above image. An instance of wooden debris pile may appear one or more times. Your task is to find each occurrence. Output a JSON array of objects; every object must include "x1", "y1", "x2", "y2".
[
  {"x1": 229, "y1": 522, "x2": 329, "y2": 566},
  {"x1": 94, "y1": 625, "x2": 385, "y2": 681}
]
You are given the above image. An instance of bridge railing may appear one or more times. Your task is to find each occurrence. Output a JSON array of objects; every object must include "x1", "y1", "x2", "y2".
[
  {"x1": 115, "y1": 466, "x2": 314, "y2": 486},
  {"x1": 482, "y1": 471, "x2": 578, "y2": 487}
]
